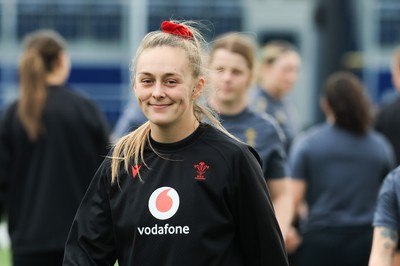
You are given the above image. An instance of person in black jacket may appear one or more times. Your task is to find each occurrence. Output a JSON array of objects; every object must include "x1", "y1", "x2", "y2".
[
  {"x1": 375, "y1": 47, "x2": 400, "y2": 166},
  {"x1": 63, "y1": 20, "x2": 289, "y2": 266},
  {"x1": 0, "y1": 29, "x2": 110, "y2": 265}
]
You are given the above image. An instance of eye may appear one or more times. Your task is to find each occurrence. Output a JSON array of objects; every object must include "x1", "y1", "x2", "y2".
[
  {"x1": 232, "y1": 69, "x2": 243, "y2": 75},
  {"x1": 141, "y1": 78, "x2": 153, "y2": 85},
  {"x1": 216, "y1": 67, "x2": 224, "y2": 72},
  {"x1": 165, "y1": 79, "x2": 177, "y2": 86}
]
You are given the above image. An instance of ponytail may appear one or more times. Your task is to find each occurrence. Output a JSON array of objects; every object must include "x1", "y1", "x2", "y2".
[
  {"x1": 17, "y1": 29, "x2": 66, "y2": 141},
  {"x1": 18, "y1": 48, "x2": 48, "y2": 141}
]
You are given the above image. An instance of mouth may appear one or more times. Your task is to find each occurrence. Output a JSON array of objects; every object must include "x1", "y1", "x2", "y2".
[
  {"x1": 148, "y1": 103, "x2": 173, "y2": 109},
  {"x1": 218, "y1": 86, "x2": 234, "y2": 92}
]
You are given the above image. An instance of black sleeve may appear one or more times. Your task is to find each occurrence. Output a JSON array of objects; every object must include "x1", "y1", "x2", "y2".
[
  {"x1": 264, "y1": 148, "x2": 289, "y2": 179},
  {"x1": 63, "y1": 159, "x2": 117, "y2": 266},
  {"x1": 234, "y1": 146, "x2": 289, "y2": 265},
  {"x1": 0, "y1": 104, "x2": 16, "y2": 217}
]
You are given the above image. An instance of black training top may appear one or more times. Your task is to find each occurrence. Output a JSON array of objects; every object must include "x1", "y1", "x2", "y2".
[
  {"x1": 63, "y1": 124, "x2": 288, "y2": 266},
  {"x1": 0, "y1": 84, "x2": 110, "y2": 253},
  {"x1": 375, "y1": 94, "x2": 400, "y2": 165}
]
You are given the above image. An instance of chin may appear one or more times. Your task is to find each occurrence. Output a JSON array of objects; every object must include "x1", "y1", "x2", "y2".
[{"x1": 148, "y1": 119, "x2": 172, "y2": 127}]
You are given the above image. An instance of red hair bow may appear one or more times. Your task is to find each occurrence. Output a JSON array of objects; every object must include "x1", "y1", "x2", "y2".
[{"x1": 161, "y1": 21, "x2": 193, "y2": 40}]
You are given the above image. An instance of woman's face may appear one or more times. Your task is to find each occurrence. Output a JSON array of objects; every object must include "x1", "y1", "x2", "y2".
[
  {"x1": 209, "y1": 48, "x2": 252, "y2": 106},
  {"x1": 264, "y1": 51, "x2": 301, "y2": 98},
  {"x1": 134, "y1": 46, "x2": 202, "y2": 129},
  {"x1": 391, "y1": 56, "x2": 400, "y2": 92}
]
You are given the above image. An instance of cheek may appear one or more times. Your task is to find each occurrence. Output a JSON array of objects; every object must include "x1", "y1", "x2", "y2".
[{"x1": 134, "y1": 88, "x2": 151, "y2": 101}]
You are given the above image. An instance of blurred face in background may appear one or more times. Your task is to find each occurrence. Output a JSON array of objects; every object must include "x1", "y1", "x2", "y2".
[
  {"x1": 261, "y1": 51, "x2": 301, "y2": 100},
  {"x1": 209, "y1": 48, "x2": 252, "y2": 107},
  {"x1": 391, "y1": 50, "x2": 400, "y2": 92}
]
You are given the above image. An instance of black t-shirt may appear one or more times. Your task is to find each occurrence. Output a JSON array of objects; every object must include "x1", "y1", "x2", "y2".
[
  {"x1": 375, "y1": 94, "x2": 400, "y2": 165},
  {"x1": 64, "y1": 124, "x2": 288, "y2": 266}
]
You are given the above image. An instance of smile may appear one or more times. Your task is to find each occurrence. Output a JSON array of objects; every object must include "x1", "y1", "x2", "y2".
[{"x1": 148, "y1": 103, "x2": 172, "y2": 109}]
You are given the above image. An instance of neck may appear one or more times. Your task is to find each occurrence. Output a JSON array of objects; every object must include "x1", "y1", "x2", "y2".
[
  {"x1": 46, "y1": 71, "x2": 66, "y2": 86},
  {"x1": 260, "y1": 80, "x2": 283, "y2": 101},
  {"x1": 210, "y1": 98, "x2": 247, "y2": 116},
  {"x1": 326, "y1": 113, "x2": 335, "y2": 124},
  {"x1": 150, "y1": 118, "x2": 200, "y2": 143}
]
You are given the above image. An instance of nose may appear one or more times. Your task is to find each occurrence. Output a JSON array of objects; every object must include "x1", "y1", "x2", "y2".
[
  {"x1": 220, "y1": 71, "x2": 232, "y2": 83},
  {"x1": 152, "y1": 83, "x2": 165, "y2": 99}
]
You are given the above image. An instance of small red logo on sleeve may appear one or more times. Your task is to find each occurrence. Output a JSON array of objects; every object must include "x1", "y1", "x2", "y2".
[
  {"x1": 194, "y1": 161, "x2": 209, "y2": 180},
  {"x1": 131, "y1": 164, "x2": 141, "y2": 179}
]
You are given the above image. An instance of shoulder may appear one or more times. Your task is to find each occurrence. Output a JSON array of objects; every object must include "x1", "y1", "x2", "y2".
[
  {"x1": 369, "y1": 130, "x2": 394, "y2": 149},
  {"x1": 385, "y1": 166, "x2": 400, "y2": 184},
  {"x1": 374, "y1": 167, "x2": 400, "y2": 206},
  {"x1": 379, "y1": 95, "x2": 400, "y2": 112},
  {"x1": 377, "y1": 166, "x2": 400, "y2": 206},
  {"x1": 248, "y1": 109, "x2": 286, "y2": 143},
  {"x1": 54, "y1": 85, "x2": 96, "y2": 105},
  {"x1": 293, "y1": 123, "x2": 326, "y2": 144},
  {"x1": 1, "y1": 100, "x2": 18, "y2": 117},
  {"x1": 59, "y1": 85, "x2": 104, "y2": 114},
  {"x1": 376, "y1": 96, "x2": 400, "y2": 122},
  {"x1": 0, "y1": 101, "x2": 18, "y2": 124},
  {"x1": 200, "y1": 124, "x2": 261, "y2": 164}
]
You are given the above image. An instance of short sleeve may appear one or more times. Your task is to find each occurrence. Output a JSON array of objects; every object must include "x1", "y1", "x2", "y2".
[
  {"x1": 373, "y1": 168, "x2": 400, "y2": 231},
  {"x1": 259, "y1": 113, "x2": 289, "y2": 179},
  {"x1": 288, "y1": 134, "x2": 309, "y2": 180}
]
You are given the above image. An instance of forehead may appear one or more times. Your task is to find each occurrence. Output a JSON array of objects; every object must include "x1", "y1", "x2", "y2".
[
  {"x1": 136, "y1": 46, "x2": 190, "y2": 76},
  {"x1": 211, "y1": 48, "x2": 249, "y2": 69},
  {"x1": 274, "y1": 51, "x2": 301, "y2": 67}
]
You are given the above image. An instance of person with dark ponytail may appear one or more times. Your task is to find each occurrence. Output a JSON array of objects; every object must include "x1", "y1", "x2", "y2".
[
  {"x1": 288, "y1": 71, "x2": 395, "y2": 266},
  {"x1": 63, "y1": 20, "x2": 288, "y2": 265},
  {"x1": 0, "y1": 30, "x2": 110, "y2": 265}
]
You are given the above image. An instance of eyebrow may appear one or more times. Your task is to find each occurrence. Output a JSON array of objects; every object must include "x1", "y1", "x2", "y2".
[{"x1": 137, "y1": 72, "x2": 183, "y2": 78}]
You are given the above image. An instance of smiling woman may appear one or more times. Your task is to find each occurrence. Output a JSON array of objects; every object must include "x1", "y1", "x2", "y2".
[
  {"x1": 134, "y1": 46, "x2": 201, "y2": 139},
  {"x1": 63, "y1": 20, "x2": 289, "y2": 266}
]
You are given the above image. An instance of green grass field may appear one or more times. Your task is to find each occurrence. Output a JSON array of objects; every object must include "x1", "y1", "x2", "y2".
[
  {"x1": 0, "y1": 248, "x2": 10, "y2": 266},
  {"x1": 0, "y1": 249, "x2": 118, "y2": 266}
]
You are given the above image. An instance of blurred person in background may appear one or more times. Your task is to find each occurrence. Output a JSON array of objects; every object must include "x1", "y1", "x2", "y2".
[
  {"x1": 63, "y1": 20, "x2": 288, "y2": 265},
  {"x1": 208, "y1": 32, "x2": 293, "y2": 240},
  {"x1": 251, "y1": 40, "x2": 301, "y2": 151},
  {"x1": 112, "y1": 97, "x2": 146, "y2": 141},
  {"x1": 370, "y1": 47, "x2": 400, "y2": 266},
  {"x1": 375, "y1": 47, "x2": 400, "y2": 166},
  {"x1": 369, "y1": 166, "x2": 400, "y2": 266},
  {"x1": 289, "y1": 71, "x2": 395, "y2": 266},
  {"x1": 0, "y1": 29, "x2": 110, "y2": 266},
  {"x1": 375, "y1": 47, "x2": 400, "y2": 265}
]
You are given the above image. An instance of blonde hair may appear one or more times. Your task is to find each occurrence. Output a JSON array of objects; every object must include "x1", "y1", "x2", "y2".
[
  {"x1": 18, "y1": 30, "x2": 66, "y2": 141},
  {"x1": 111, "y1": 20, "x2": 231, "y2": 183}
]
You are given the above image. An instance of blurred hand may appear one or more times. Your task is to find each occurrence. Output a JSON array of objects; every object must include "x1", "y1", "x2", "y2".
[{"x1": 285, "y1": 226, "x2": 302, "y2": 254}]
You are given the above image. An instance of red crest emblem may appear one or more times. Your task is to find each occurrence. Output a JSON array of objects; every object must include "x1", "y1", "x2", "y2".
[{"x1": 194, "y1": 161, "x2": 209, "y2": 180}]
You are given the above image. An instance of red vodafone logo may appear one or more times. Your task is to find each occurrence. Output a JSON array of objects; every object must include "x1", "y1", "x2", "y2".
[{"x1": 148, "y1": 187, "x2": 180, "y2": 220}]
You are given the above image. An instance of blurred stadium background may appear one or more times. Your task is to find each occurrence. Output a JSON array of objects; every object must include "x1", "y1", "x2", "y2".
[
  {"x1": 0, "y1": 0, "x2": 399, "y2": 264},
  {"x1": 1, "y1": 0, "x2": 399, "y2": 129}
]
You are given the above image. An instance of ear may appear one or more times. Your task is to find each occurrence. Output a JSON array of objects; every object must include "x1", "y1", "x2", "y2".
[
  {"x1": 320, "y1": 98, "x2": 330, "y2": 114},
  {"x1": 192, "y1": 77, "x2": 205, "y2": 100}
]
